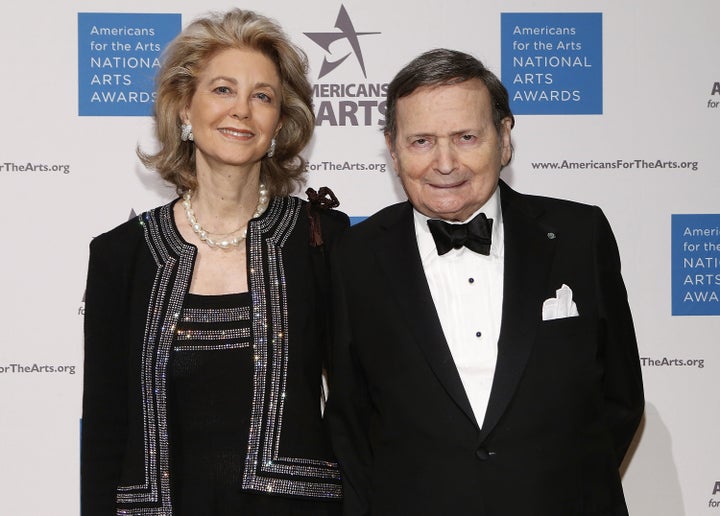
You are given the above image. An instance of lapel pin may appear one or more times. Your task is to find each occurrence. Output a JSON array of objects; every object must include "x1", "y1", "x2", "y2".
[{"x1": 547, "y1": 232, "x2": 556, "y2": 240}]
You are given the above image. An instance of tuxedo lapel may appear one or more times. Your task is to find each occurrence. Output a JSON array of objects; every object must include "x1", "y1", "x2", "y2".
[
  {"x1": 374, "y1": 203, "x2": 478, "y2": 427},
  {"x1": 479, "y1": 182, "x2": 557, "y2": 441}
]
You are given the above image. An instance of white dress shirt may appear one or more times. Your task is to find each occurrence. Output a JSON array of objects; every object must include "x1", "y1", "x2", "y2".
[{"x1": 413, "y1": 188, "x2": 504, "y2": 426}]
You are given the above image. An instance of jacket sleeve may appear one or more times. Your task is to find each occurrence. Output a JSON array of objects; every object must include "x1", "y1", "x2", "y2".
[
  {"x1": 325, "y1": 239, "x2": 373, "y2": 516},
  {"x1": 592, "y1": 206, "x2": 644, "y2": 465},
  {"x1": 81, "y1": 233, "x2": 131, "y2": 515},
  {"x1": 308, "y1": 207, "x2": 350, "y2": 402}
]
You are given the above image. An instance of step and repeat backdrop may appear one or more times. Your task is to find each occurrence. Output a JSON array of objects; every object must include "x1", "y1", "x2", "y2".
[{"x1": 1, "y1": 0, "x2": 718, "y2": 514}]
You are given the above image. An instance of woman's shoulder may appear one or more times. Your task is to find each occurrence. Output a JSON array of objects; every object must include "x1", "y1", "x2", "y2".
[
  {"x1": 291, "y1": 191, "x2": 350, "y2": 244},
  {"x1": 90, "y1": 201, "x2": 174, "y2": 254},
  {"x1": 297, "y1": 188, "x2": 350, "y2": 224},
  {"x1": 312, "y1": 203, "x2": 350, "y2": 232}
]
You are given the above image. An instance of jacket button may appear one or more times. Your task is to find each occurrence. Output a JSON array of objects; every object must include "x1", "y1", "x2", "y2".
[{"x1": 475, "y1": 447, "x2": 490, "y2": 461}]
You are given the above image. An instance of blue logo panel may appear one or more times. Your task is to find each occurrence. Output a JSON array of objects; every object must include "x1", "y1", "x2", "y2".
[
  {"x1": 78, "y1": 13, "x2": 181, "y2": 116},
  {"x1": 671, "y1": 214, "x2": 720, "y2": 316},
  {"x1": 501, "y1": 13, "x2": 602, "y2": 115}
]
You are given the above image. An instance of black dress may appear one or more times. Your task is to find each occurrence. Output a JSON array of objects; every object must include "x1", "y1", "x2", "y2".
[{"x1": 168, "y1": 292, "x2": 340, "y2": 515}]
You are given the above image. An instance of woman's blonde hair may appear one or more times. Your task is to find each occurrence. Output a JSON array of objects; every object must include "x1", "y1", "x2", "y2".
[{"x1": 138, "y1": 9, "x2": 314, "y2": 196}]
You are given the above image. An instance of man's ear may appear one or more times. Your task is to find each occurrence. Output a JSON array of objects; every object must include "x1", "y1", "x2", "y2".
[
  {"x1": 499, "y1": 117, "x2": 513, "y2": 167},
  {"x1": 385, "y1": 133, "x2": 399, "y2": 173}
]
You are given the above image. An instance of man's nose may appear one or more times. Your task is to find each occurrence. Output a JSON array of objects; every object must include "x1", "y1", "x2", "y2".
[{"x1": 433, "y1": 141, "x2": 458, "y2": 174}]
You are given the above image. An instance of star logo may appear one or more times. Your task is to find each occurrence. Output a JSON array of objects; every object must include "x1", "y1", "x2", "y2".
[{"x1": 304, "y1": 5, "x2": 381, "y2": 79}]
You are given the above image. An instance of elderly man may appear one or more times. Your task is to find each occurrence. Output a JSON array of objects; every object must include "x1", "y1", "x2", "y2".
[{"x1": 326, "y1": 48, "x2": 644, "y2": 515}]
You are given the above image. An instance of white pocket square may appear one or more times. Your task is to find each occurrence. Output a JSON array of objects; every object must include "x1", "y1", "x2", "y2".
[{"x1": 542, "y1": 284, "x2": 579, "y2": 321}]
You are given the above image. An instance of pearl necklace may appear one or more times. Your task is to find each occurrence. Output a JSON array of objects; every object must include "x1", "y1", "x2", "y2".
[{"x1": 182, "y1": 183, "x2": 269, "y2": 249}]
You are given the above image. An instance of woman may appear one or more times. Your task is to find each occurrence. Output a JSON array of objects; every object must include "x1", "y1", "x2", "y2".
[{"x1": 81, "y1": 9, "x2": 347, "y2": 515}]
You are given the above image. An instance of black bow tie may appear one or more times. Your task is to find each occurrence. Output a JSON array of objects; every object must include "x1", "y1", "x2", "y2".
[{"x1": 427, "y1": 213, "x2": 493, "y2": 256}]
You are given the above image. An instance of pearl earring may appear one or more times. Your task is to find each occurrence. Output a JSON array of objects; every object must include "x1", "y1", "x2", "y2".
[
  {"x1": 181, "y1": 123, "x2": 194, "y2": 142},
  {"x1": 267, "y1": 138, "x2": 276, "y2": 158}
]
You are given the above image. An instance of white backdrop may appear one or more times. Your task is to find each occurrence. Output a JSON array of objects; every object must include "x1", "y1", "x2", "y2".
[{"x1": 1, "y1": 1, "x2": 719, "y2": 514}]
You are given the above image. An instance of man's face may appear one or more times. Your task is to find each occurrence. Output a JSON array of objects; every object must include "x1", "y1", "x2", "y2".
[{"x1": 387, "y1": 79, "x2": 512, "y2": 221}]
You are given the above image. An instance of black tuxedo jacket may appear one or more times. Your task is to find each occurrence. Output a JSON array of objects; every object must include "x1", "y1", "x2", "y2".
[{"x1": 326, "y1": 181, "x2": 644, "y2": 516}]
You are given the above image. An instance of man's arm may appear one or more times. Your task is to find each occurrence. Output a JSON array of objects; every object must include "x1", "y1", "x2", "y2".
[
  {"x1": 325, "y1": 246, "x2": 373, "y2": 516},
  {"x1": 592, "y1": 206, "x2": 645, "y2": 464}
]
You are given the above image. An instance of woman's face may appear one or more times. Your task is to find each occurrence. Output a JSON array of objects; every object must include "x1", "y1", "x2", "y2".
[{"x1": 183, "y1": 47, "x2": 283, "y2": 172}]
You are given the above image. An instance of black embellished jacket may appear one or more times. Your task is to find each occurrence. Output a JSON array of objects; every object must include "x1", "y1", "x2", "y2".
[{"x1": 81, "y1": 196, "x2": 347, "y2": 515}]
